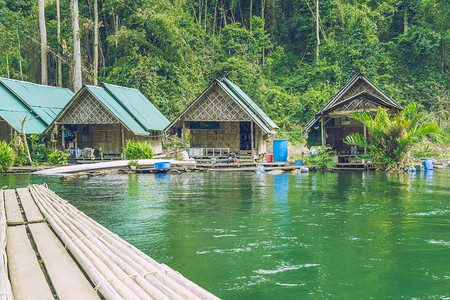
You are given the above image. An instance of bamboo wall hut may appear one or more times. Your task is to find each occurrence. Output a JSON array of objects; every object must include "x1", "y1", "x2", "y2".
[
  {"x1": 303, "y1": 73, "x2": 403, "y2": 160},
  {"x1": 0, "y1": 77, "x2": 73, "y2": 142},
  {"x1": 166, "y1": 78, "x2": 278, "y2": 159},
  {"x1": 46, "y1": 83, "x2": 169, "y2": 156}
]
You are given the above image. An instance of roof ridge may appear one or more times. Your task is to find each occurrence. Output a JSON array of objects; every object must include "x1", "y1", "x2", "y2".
[{"x1": 0, "y1": 77, "x2": 73, "y2": 91}]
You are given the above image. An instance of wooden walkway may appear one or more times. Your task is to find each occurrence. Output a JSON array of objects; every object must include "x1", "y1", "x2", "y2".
[{"x1": 0, "y1": 185, "x2": 220, "y2": 300}]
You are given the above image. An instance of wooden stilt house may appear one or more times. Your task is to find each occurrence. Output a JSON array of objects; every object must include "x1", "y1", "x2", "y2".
[
  {"x1": 46, "y1": 83, "x2": 169, "y2": 157},
  {"x1": 166, "y1": 78, "x2": 278, "y2": 159},
  {"x1": 0, "y1": 77, "x2": 73, "y2": 142},
  {"x1": 303, "y1": 73, "x2": 403, "y2": 162}
]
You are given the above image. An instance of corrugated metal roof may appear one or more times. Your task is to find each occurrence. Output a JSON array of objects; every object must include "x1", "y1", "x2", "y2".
[
  {"x1": 166, "y1": 78, "x2": 278, "y2": 135},
  {"x1": 0, "y1": 84, "x2": 47, "y2": 133},
  {"x1": 102, "y1": 83, "x2": 169, "y2": 131},
  {"x1": 220, "y1": 78, "x2": 279, "y2": 130},
  {"x1": 0, "y1": 77, "x2": 73, "y2": 126},
  {"x1": 86, "y1": 86, "x2": 148, "y2": 134}
]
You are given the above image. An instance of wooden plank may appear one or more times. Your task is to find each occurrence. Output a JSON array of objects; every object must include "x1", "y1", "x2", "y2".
[
  {"x1": 6, "y1": 225, "x2": 53, "y2": 300},
  {"x1": 29, "y1": 223, "x2": 100, "y2": 300},
  {"x1": 3, "y1": 190, "x2": 24, "y2": 225},
  {"x1": 16, "y1": 188, "x2": 44, "y2": 223}
]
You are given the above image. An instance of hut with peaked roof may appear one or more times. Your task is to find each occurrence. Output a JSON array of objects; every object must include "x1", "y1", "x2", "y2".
[
  {"x1": 0, "y1": 77, "x2": 74, "y2": 142},
  {"x1": 166, "y1": 78, "x2": 278, "y2": 159},
  {"x1": 46, "y1": 83, "x2": 170, "y2": 156},
  {"x1": 303, "y1": 73, "x2": 403, "y2": 160}
]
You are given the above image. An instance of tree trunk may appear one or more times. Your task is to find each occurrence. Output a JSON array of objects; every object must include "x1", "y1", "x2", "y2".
[
  {"x1": 261, "y1": 0, "x2": 265, "y2": 19},
  {"x1": 250, "y1": 0, "x2": 253, "y2": 29},
  {"x1": 57, "y1": 0, "x2": 62, "y2": 87},
  {"x1": 316, "y1": 0, "x2": 320, "y2": 63},
  {"x1": 403, "y1": 4, "x2": 408, "y2": 34},
  {"x1": 71, "y1": 0, "x2": 82, "y2": 92},
  {"x1": 17, "y1": 28, "x2": 23, "y2": 80},
  {"x1": 204, "y1": 0, "x2": 208, "y2": 32},
  {"x1": 94, "y1": 0, "x2": 99, "y2": 86},
  {"x1": 6, "y1": 55, "x2": 10, "y2": 78},
  {"x1": 38, "y1": 0, "x2": 48, "y2": 85}
]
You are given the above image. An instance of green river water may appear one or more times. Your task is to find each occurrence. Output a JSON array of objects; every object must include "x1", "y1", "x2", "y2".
[{"x1": 1, "y1": 170, "x2": 449, "y2": 299}]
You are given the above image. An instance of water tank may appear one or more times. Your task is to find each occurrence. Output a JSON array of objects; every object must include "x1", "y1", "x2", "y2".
[
  {"x1": 422, "y1": 160, "x2": 433, "y2": 171},
  {"x1": 273, "y1": 139, "x2": 288, "y2": 162}
]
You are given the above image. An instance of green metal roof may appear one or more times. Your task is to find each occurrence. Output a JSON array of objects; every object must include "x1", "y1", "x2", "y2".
[
  {"x1": 102, "y1": 83, "x2": 169, "y2": 131},
  {"x1": 86, "y1": 86, "x2": 149, "y2": 134},
  {"x1": 219, "y1": 78, "x2": 278, "y2": 131},
  {"x1": 0, "y1": 84, "x2": 47, "y2": 133},
  {"x1": 0, "y1": 77, "x2": 74, "y2": 126}
]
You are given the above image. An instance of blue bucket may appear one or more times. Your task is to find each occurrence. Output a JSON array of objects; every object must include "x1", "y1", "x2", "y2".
[
  {"x1": 273, "y1": 139, "x2": 288, "y2": 162},
  {"x1": 295, "y1": 160, "x2": 303, "y2": 166},
  {"x1": 422, "y1": 160, "x2": 433, "y2": 171},
  {"x1": 154, "y1": 162, "x2": 171, "y2": 169}
]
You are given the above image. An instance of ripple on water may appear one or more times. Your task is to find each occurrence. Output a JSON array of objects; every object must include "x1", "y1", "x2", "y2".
[{"x1": 254, "y1": 263, "x2": 320, "y2": 275}]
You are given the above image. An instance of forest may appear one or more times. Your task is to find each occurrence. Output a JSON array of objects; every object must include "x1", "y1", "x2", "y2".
[{"x1": 0, "y1": 0, "x2": 448, "y2": 142}]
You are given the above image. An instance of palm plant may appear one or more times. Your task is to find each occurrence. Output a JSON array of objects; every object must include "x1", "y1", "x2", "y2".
[{"x1": 345, "y1": 103, "x2": 441, "y2": 170}]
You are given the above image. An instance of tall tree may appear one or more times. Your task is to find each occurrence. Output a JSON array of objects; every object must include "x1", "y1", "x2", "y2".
[
  {"x1": 56, "y1": 0, "x2": 62, "y2": 87},
  {"x1": 316, "y1": 0, "x2": 320, "y2": 62},
  {"x1": 38, "y1": 0, "x2": 48, "y2": 84},
  {"x1": 93, "y1": 0, "x2": 99, "y2": 85},
  {"x1": 71, "y1": 0, "x2": 82, "y2": 92}
]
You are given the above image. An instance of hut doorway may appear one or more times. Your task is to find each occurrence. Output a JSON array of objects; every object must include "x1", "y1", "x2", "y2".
[{"x1": 240, "y1": 121, "x2": 251, "y2": 150}]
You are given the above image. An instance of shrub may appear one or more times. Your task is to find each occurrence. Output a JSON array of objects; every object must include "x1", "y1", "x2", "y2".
[
  {"x1": 304, "y1": 147, "x2": 336, "y2": 171},
  {"x1": 124, "y1": 140, "x2": 154, "y2": 160},
  {"x1": 0, "y1": 141, "x2": 16, "y2": 173},
  {"x1": 47, "y1": 149, "x2": 69, "y2": 166}
]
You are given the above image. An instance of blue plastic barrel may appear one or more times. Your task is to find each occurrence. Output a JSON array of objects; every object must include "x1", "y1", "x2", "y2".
[
  {"x1": 295, "y1": 160, "x2": 303, "y2": 166},
  {"x1": 154, "y1": 162, "x2": 171, "y2": 169},
  {"x1": 255, "y1": 165, "x2": 265, "y2": 173},
  {"x1": 422, "y1": 160, "x2": 433, "y2": 171},
  {"x1": 273, "y1": 139, "x2": 288, "y2": 162}
]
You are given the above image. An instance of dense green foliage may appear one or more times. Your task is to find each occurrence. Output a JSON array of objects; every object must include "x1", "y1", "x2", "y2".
[
  {"x1": 345, "y1": 104, "x2": 441, "y2": 170},
  {"x1": 47, "y1": 149, "x2": 69, "y2": 165},
  {"x1": 304, "y1": 147, "x2": 337, "y2": 171},
  {"x1": 0, "y1": 141, "x2": 15, "y2": 173},
  {"x1": 124, "y1": 140, "x2": 154, "y2": 160},
  {"x1": 0, "y1": 0, "x2": 448, "y2": 139}
]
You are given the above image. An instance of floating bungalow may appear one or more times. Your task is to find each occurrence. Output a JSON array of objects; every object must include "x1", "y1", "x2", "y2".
[
  {"x1": 303, "y1": 73, "x2": 403, "y2": 163},
  {"x1": 0, "y1": 77, "x2": 74, "y2": 142},
  {"x1": 166, "y1": 78, "x2": 278, "y2": 159},
  {"x1": 46, "y1": 83, "x2": 169, "y2": 157}
]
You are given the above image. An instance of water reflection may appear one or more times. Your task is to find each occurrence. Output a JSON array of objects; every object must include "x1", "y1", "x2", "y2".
[{"x1": 0, "y1": 170, "x2": 449, "y2": 299}]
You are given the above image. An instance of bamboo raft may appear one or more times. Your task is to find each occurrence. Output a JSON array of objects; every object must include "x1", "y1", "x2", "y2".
[{"x1": 0, "y1": 185, "x2": 220, "y2": 300}]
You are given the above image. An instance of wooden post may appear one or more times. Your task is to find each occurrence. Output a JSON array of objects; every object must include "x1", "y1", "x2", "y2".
[
  {"x1": 363, "y1": 124, "x2": 367, "y2": 154},
  {"x1": 321, "y1": 116, "x2": 325, "y2": 147},
  {"x1": 182, "y1": 121, "x2": 186, "y2": 150},
  {"x1": 61, "y1": 124, "x2": 65, "y2": 150},
  {"x1": 250, "y1": 121, "x2": 254, "y2": 159},
  {"x1": 121, "y1": 125, "x2": 125, "y2": 155}
]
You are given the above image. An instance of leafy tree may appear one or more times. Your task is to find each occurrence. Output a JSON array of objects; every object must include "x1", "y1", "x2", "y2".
[{"x1": 345, "y1": 104, "x2": 441, "y2": 170}]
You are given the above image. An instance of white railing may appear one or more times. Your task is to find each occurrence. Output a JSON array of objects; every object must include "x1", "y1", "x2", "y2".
[{"x1": 187, "y1": 148, "x2": 230, "y2": 157}]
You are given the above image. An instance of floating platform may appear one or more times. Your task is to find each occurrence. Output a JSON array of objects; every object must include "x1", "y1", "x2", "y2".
[{"x1": 1, "y1": 185, "x2": 220, "y2": 300}]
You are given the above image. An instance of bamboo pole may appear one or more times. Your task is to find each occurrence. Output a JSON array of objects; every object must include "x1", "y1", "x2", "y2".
[
  {"x1": 33, "y1": 185, "x2": 219, "y2": 300},
  {"x1": 0, "y1": 190, "x2": 14, "y2": 300}
]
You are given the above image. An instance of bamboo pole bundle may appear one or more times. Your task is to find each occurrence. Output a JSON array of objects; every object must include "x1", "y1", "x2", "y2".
[
  {"x1": 35, "y1": 186, "x2": 203, "y2": 300},
  {"x1": 0, "y1": 190, "x2": 13, "y2": 300},
  {"x1": 28, "y1": 186, "x2": 123, "y2": 300},
  {"x1": 31, "y1": 185, "x2": 220, "y2": 300},
  {"x1": 38, "y1": 186, "x2": 216, "y2": 299}
]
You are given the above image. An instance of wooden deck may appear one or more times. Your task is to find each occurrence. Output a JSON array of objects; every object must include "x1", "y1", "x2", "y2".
[{"x1": 1, "y1": 185, "x2": 220, "y2": 300}]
